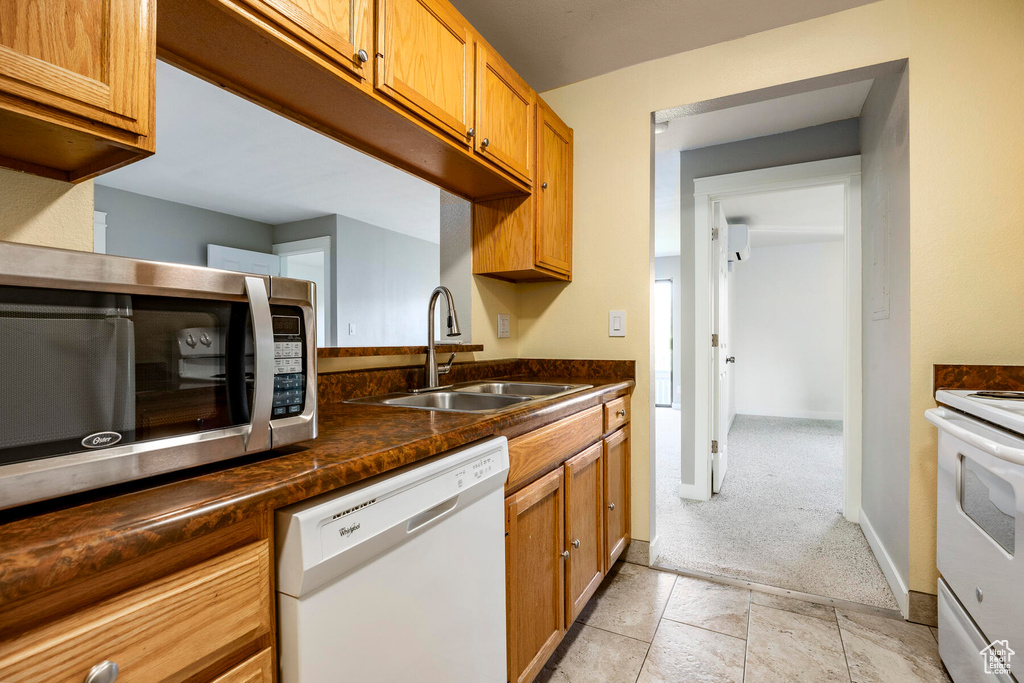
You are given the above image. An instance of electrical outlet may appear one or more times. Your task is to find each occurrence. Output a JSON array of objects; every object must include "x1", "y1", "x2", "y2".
[
  {"x1": 609, "y1": 310, "x2": 626, "y2": 337},
  {"x1": 497, "y1": 313, "x2": 511, "y2": 339}
]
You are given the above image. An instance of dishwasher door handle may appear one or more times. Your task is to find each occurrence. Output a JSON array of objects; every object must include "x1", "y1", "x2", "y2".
[{"x1": 406, "y1": 495, "x2": 459, "y2": 533}]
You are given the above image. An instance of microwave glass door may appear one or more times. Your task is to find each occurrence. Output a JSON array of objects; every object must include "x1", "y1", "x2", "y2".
[
  {"x1": 960, "y1": 453, "x2": 1015, "y2": 555},
  {"x1": 0, "y1": 285, "x2": 255, "y2": 467}
]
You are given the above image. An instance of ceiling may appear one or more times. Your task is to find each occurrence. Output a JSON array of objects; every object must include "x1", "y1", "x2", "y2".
[
  {"x1": 721, "y1": 184, "x2": 845, "y2": 249},
  {"x1": 448, "y1": 0, "x2": 878, "y2": 92},
  {"x1": 98, "y1": 62, "x2": 442, "y2": 243},
  {"x1": 654, "y1": 80, "x2": 871, "y2": 256}
]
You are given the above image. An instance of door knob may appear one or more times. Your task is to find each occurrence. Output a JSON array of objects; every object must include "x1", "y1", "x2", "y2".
[
  {"x1": 481, "y1": 138, "x2": 490, "y2": 148},
  {"x1": 561, "y1": 550, "x2": 570, "y2": 559},
  {"x1": 541, "y1": 182, "x2": 548, "y2": 189},
  {"x1": 467, "y1": 127, "x2": 475, "y2": 138},
  {"x1": 607, "y1": 503, "x2": 615, "y2": 511},
  {"x1": 357, "y1": 49, "x2": 369, "y2": 63},
  {"x1": 617, "y1": 409, "x2": 626, "y2": 417},
  {"x1": 726, "y1": 356, "x2": 736, "y2": 364},
  {"x1": 572, "y1": 538, "x2": 580, "y2": 549}
]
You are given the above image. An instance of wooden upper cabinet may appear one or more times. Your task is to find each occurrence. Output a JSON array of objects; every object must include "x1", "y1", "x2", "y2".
[
  {"x1": 564, "y1": 443, "x2": 604, "y2": 623},
  {"x1": 0, "y1": 0, "x2": 155, "y2": 180},
  {"x1": 535, "y1": 99, "x2": 573, "y2": 276},
  {"x1": 239, "y1": 0, "x2": 373, "y2": 81},
  {"x1": 472, "y1": 95, "x2": 572, "y2": 282},
  {"x1": 604, "y1": 427, "x2": 631, "y2": 568},
  {"x1": 376, "y1": 0, "x2": 473, "y2": 144},
  {"x1": 474, "y1": 43, "x2": 533, "y2": 185},
  {"x1": 506, "y1": 468, "x2": 565, "y2": 683}
]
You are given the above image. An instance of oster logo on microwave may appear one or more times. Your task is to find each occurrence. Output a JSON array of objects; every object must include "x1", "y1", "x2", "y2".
[{"x1": 81, "y1": 432, "x2": 123, "y2": 449}]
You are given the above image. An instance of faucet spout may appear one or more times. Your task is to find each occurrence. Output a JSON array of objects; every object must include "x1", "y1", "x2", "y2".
[{"x1": 425, "y1": 286, "x2": 462, "y2": 389}]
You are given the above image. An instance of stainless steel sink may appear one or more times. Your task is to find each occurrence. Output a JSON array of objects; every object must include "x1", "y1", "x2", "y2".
[
  {"x1": 347, "y1": 390, "x2": 532, "y2": 414},
  {"x1": 453, "y1": 381, "x2": 591, "y2": 397},
  {"x1": 345, "y1": 381, "x2": 591, "y2": 414}
]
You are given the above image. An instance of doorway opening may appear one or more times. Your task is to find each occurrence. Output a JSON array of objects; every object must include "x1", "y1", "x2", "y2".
[{"x1": 650, "y1": 64, "x2": 909, "y2": 613}]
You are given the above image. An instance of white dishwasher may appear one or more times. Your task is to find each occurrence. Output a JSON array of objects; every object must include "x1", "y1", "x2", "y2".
[{"x1": 276, "y1": 437, "x2": 509, "y2": 683}]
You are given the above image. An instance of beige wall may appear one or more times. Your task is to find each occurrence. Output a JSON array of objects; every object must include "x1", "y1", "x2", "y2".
[
  {"x1": 539, "y1": 0, "x2": 1024, "y2": 592},
  {"x1": 0, "y1": 168, "x2": 94, "y2": 251}
]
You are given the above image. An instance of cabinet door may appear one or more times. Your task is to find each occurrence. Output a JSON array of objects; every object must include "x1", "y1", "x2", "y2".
[
  {"x1": 376, "y1": 0, "x2": 472, "y2": 143},
  {"x1": 535, "y1": 101, "x2": 572, "y2": 275},
  {"x1": 211, "y1": 648, "x2": 273, "y2": 683},
  {"x1": 506, "y1": 468, "x2": 565, "y2": 683},
  {"x1": 0, "y1": 0, "x2": 154, "y2": 133},
  {"x1": 604, "y1": 427, "x2": 631, "y2": 568},
  {"x1": 474, "y1": 43, "x2": 533, "y2": 184},
  {"x1": 564, "y1": 442, "x2": 604, "y2": 622},
  {"x1": 242, "y1": 0, "x2": 373, "y2": 80}
]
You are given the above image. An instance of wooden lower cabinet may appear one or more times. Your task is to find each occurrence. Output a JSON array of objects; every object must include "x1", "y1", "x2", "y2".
[
  {"x1": 506, "y1": 468, "x2": 566, "y2": 683},
  {"x1": 506, "y1": 399, "x2": 631, "y2": 683},
  {"x1": 564, "y1": 442, "x2": 604, "y2": 622},
  {"x1": 604, "y1": 427, "x2": 631, "y2": 567},
  {"x1": 0, "y1": 541, "x2": 272, "y2": 683},
  {"x1": 212, "y1": 648, "x2": 274, "y2": 683}
]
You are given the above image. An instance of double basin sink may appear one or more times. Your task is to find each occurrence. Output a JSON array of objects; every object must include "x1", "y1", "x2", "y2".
[{"x1": 348, "y1": 381, "x2": 593, "y2": 414}]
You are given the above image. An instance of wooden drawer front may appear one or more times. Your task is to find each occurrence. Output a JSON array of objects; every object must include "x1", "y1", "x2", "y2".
[
  {"x1": 507, "y1": 405, "x2": 602, "y2": 492},
  {"x1": 604, "y1": 396, "x2": 630, "y2": 433},
  {"x1": 0, "y1": 542, "x2": 271, "y2": 683},
  {"x1": 211, "y1": 648, "x2": 274, "y2": 683}
]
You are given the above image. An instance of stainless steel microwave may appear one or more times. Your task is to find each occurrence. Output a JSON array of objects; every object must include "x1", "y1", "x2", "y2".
[{"x1": 0, "y1": 243, "x2": 317, "y2": 510}]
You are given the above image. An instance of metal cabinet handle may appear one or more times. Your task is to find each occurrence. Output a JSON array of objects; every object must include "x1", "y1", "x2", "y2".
[
  {"x1": 481, "y1": 138, "x2": 490, "y2": 148},
  {"x1": 561, "y1": 550, "x2": 569, "y2": 559},
  {"x1": 608, "y1": 503, "x2": 615, "y2": 511},
  {"x1": 617, "y1": 409, "x2": 626, "y2": 417},
  {"x1": 726, "y1": 356, "x2": 736, "y2": 364},
  {"x1": 84, "y1": 661, "x2": 119, "y2": 683},
  {"x1": 467, "y1": 127, "x2": 475, "y2": 138},
  {"x1": 572, "y1": 538, "x2": 580, "y2": 549},
  {"x1": 541, "y1": 182, "x2": 548, "y2": 189},
  {"x1": 357, "y1": 49, "x2": 369, "y2": 63}
]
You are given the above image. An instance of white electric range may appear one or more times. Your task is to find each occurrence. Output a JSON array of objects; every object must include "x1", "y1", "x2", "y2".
[{"x1": 927, "y1": 390, "x2": 1024, "y2": 683}]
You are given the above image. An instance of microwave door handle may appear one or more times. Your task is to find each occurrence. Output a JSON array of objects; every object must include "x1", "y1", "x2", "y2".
[
  {"x1": 245, "y1": 276, "x2": 275, "y2": 452},
  {"x1": 926, "y1": 407, "x2": 1024, "y2": 466}
]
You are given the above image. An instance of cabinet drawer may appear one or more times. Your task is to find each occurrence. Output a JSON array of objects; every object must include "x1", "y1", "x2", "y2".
[
  {"x1": 212, "y1": 648, "x2": 274, "y2": 683},
  {"x1": 0, "y1": 542, "x2": 271, "y2": 683},
  {"x1": 507, "y1": 406, "x2": 602, "y2": 493},
  {"x1": 604, "y1": 397, "x2": 630, "y2": 433}
]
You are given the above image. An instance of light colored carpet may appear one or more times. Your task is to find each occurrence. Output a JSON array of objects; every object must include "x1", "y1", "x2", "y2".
[{"x1": 654, "y1": 409, "x2": 899, "y2": 610}]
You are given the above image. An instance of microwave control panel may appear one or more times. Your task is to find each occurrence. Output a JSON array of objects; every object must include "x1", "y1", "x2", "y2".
[{"x1": 271, "y1": 311, "x2": 306, "y2": 419}]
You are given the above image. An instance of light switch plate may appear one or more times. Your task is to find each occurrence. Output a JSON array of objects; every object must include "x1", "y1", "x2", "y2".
[
  {"x1": 609, "y1": 310, "x2": 626, "y2": 337},
  {"x1": 497, "y1": 313, "x2": 511, "y2": 339}
]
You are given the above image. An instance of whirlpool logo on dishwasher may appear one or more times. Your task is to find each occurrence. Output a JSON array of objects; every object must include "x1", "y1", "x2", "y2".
[{"x1": 338, "y1": 522, "x2": 361, "y2": 538}]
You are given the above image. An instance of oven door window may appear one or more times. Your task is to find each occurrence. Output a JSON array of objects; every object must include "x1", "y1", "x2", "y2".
[
  {"x1": 0, "y1": 286, "x2": 254, "y2": 466},
  {"x1": 960, "y1": 454, "x2": 1015, "y2": 555}
]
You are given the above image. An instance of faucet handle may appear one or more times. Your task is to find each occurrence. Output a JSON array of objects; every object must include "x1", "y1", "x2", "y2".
[{"x1": 438, "y1": 352, "x2": 456, "y2": 375}]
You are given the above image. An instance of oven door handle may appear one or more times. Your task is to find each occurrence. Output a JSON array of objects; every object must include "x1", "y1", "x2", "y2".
[
  {"x1": 926, "y1": 407, "x2": 1024, "y2": 466},
  {"x1": 245, "y1": 276, "x2": 275, "y2": 452}
]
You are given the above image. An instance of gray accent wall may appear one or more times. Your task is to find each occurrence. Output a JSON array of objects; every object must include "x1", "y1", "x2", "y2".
[
  {"x1": 860, "y1": 67, "x2": 911, "y2": 592},
  {"x1": 95, "y1": 186, "x2": 274, "y2": 265},
  {"x1": 440, "y1": 190, "x2": 473, "y2": 343},
  {"x1": 676, "y1": 119, "x2": 861, "y2": 486}
]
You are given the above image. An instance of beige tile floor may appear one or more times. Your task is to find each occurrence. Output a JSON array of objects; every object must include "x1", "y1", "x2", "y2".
[{"x1": 539, "y1": 563, "x2": 951, "y2": 683}]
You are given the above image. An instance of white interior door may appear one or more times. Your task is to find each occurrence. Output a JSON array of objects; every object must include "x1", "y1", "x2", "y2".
[
  {"x1": 274, "y1": 237, "x2": 332, "y2": 347},
  {"x1": 207, "y1": 244, "x2": 281, "y2": 276},
  {"x1": 711, "y1": 203, "x2": 731, "y2": 493}
]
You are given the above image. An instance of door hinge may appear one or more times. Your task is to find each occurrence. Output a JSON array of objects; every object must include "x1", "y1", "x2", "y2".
[
  {"x1": 712, "y1": 227, "x2": 720, "y2": 241},
  {"x1": 711, "y1": 333, "x2": 719, "y2": 348},
  {"x1": 711, "y1": 440, "x2": 719, "y2": 454}
]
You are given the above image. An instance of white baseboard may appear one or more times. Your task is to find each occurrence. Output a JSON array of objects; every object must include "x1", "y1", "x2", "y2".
[
  {"x1": 735, "y1": 408, "x2": 844, "y2": 421},
  {"x1": 860, "y1": 508, "x2": 909, "y2": 617},
  {"x1": 678, "y1": 482, "x2": 709, "y2": 501},
  {"x1": 648, "y1": 534, "x2": 661, "y2": 566}
]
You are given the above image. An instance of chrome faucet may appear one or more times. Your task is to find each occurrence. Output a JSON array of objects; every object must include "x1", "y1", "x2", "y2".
[{"x1": 423, "y1": 285, "x2": 462, "y2": 390}]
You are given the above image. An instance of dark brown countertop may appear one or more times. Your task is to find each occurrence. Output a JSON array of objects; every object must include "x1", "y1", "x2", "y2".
[{"x1": 0, "y1": 375, "x2": 632, "y2": 606}]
